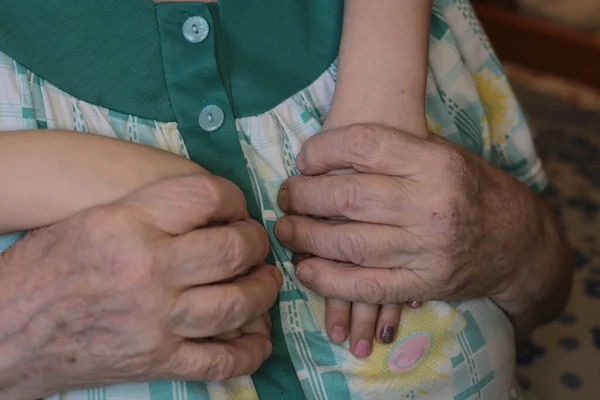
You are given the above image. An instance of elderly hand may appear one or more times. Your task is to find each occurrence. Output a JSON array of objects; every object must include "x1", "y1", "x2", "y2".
[
  {"x1": 0, "y1": 175, "x2": 280, "y2": 400},
  {"x1": 276, "y1": 124, "x2": 571, "y2": 340}
]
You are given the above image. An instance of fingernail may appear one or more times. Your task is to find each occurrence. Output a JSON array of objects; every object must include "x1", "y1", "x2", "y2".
[
  {"x1": 379, "y1": 326, "x2": 395, "y2": 344},
  {"x1": 330, "y1": 326, "x2": 347, "y2": 344},
  {"x1": 296, "y1": 265, "x2": 314, "y2": 285},
  {"x1": 353, "y1": 340, "x2": 371, "y2": 358},
  {"x1": 295, "y1": 154, "x2": 306, "y2": 172},
  {"x1": 292, "y1": 253, "x2": 312, "y2": 264},
  {"x1": 407, "y1": 300, "x2": 422, "y2": 309},
  {"x1": 277, "y1": 184, "x2": 290, "y2": 213},
  {"x1": 264, "y1": 340, "x2": 273, "y2": 357},
  {"x1": 275, "y1": 219, "x2": 292, "y2": 243}
]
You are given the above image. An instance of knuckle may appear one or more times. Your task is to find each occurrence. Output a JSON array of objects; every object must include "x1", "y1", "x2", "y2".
[
  {"x1": 198, "y1": 175, "x2": 230, "y2": 208},
  {"x1": 223, "y1": 229, "x2": 251, "y2": 273},
  {"x1": 220, "y1": 285, "x2": 248, "y2": 321},
  {"x1": 434, "y1": 146, "x2": 468, "y2": 182},
  {"x1": 331, "y1": 177, "x2": 362, "y2": 216},
  {"x1": 344, "y1": 124, "x2": 382, "y2": 159},
  {"x1": 354, "y1": 275, "x2": 385, "y2": 304},
  {"x1": 337, "y1": 228, "x2": 368, "y2": 266},
  {"x1": 205, "y1": 347, "x2": 238, "y2": 380},
  {"x1": 300, "y1": 224, "x2": 323, "y2": 253}
]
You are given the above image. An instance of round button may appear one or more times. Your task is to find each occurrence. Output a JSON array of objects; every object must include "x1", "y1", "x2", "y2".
[
  {"x1": 199, "y1": 105, "x2": 225, "y2": 132},
  {"x1": 183, "y1": 16, "x2": 210, "y2": 43}
]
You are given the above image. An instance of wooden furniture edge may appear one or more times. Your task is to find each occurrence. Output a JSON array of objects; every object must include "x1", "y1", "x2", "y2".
[{"x1": 473, "y1": 4, "x2": 600, "y2": 90}]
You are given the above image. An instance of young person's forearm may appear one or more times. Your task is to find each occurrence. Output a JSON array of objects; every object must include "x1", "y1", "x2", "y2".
[
  {"x1": 327, "y1": 0, "x2": 432, "y2": 135},
  {"x1": 0, "y1": 130, "x2": 205, "y2": 234}
]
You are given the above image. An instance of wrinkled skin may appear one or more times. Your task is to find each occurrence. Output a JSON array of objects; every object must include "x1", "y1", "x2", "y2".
[
  {"x1": 276, "y1": 124, "x2": 571, "y2": 337},
  {"x1": 0, "y1": 175, "x2": 281, "y2": 399}
]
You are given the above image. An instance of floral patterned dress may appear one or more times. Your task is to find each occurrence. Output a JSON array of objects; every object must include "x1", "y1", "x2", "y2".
[{"x1": 0, "y1": 0, "x2": 546, "y2": 398}]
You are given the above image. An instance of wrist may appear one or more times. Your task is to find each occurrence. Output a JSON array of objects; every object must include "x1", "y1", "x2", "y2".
[
  {"x1": 490, "y1": 183, "x2": 572, "y2": 338},
  {"x1": 324, "y1": 98, "x2": 428, "y2": 138}
]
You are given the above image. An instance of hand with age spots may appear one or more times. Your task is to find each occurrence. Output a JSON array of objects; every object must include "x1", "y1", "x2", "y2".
[
  {"x1": 0, "y1": 176, "x2": 280, "y2": 399},
  {"x1": 275, "y1": 124, "x2": 572, "y2": 357}
]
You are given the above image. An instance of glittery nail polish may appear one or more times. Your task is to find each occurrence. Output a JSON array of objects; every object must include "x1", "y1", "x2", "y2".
[{"x1": 379, "y1": 326, "x2": 395, "y2": 344}]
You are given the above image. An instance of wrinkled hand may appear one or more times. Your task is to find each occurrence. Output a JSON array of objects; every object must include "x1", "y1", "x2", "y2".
[
  {"x1": 275, "y1": 124, "x2": 541, "y2": 310},
  {"x1": 0, "y1": 175, "x2": 280, "y2": 399}
]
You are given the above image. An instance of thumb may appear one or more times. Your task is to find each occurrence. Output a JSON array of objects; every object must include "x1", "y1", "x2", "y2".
[
  {"x1": 117, "y1": 174, "x2": 249, "y2": 235},
  {"x1": 168, "y1": 334, "x2": 272, "y2": 381}
]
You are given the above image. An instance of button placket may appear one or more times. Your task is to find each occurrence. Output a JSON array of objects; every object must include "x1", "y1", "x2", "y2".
[
  {"x1": 182, "y1": 14, "x2": 226, "y2": 133},
  {"x1": 157, "y1": 4, "x2": 308, "y2": 397}
]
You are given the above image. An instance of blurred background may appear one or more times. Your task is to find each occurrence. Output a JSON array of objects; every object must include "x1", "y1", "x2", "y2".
[{"x1": 472, "y1": 1, "x2": 600, "y2": 399}]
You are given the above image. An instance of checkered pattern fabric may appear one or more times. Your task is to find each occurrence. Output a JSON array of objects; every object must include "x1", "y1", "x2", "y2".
[{"x1": 0, "y1": 1, "x2": 545, "y2": 398}]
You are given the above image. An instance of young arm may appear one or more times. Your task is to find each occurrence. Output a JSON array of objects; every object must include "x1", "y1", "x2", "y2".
[
  {"x1": 321, "y1": 1, "x2": 433, "y2": 356},
  {"x1": 0, "y1": 130, "x2": 206, "y2": 234},
  {"x1": 325, "y1": 0, "x2": 432, "y2": 136}
]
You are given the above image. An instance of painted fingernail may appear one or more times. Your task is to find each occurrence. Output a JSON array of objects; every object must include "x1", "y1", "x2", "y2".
[
  {"x1": 379, "y1": 326, "x2": 395, "y2": 344},
  {"x1": 292, "y1": 253, "x2": 312, "y2": 264},
  {"x1": 275, "y1": 219, "x2": 292, "y2": 242},
  {"x1": 407, "y1": 300, "x2": 422, "y2": 309},
  {"x1": 296, "y1": 265, "x2": 314, "y2": 285},
  {"x1": 354, "y1": 340, "x2": 371, "y2": 358},
  {"x1": 277, "y1": 184, "x2": 290, "y2": 213},
  {"x1": 330, "y1": 326, "x2": 347, "y2": 344}
]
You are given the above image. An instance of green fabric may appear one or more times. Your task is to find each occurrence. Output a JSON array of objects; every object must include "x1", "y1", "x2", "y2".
[
  {"x1": 0, "y1": 0, "x2": 343, "y2": 121},
  {"x1": 156, "y1": 4, "x2": 304, "y2": 398},
  {"x1": 0, "y1": 0, "x2": 340, "y2": 397}
]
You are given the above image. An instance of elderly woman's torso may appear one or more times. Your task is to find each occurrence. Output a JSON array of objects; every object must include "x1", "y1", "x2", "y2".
[{"x1": 0, "y1": 1, "x2": 538, "y2": 398}]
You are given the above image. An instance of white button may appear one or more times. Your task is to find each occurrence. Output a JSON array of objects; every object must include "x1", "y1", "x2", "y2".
[
  {"x1": 183, "y1": 16, "x2": 209, "y2": 43},
  {"x1": 199, "y1": 105, "x2": 224, "y2": 132}
]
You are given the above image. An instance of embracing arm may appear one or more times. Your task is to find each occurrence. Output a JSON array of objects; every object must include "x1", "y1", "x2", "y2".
[
  {"x1": 0, "y1": 130, "x2": 205, "y2": 234},
  {"x1": 326, "y1": 0, "x2": 432, "y2": 134},
  {"x1": 331, "y1": 0, "x2": 571, "y2": 338}
]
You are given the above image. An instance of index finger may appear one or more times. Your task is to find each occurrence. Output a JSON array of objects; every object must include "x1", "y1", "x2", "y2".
[
  {"x1": 168, "y1": 334, "x2": 272, "y2": 381},
  {"x1": 121, "y1": 174, "x2": 249, "y2": 235},
  {"x1": 296, "y1": 124, "x2": 435, "y2": 176},
  {"x1": 169, "y1": 264, "x2": 282, "y2": 338}
]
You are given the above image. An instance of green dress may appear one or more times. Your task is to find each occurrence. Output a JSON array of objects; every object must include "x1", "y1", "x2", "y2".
[{"x1": 0, "y1": 0, "x2": 546, "y2": 398}]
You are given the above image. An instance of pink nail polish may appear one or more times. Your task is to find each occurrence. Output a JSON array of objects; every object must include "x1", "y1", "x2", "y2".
[
  {"x1": 407, "y1": 300, "x2": 422, "y2": 309},
  {"x1": 354, "y1": 340, "x2": 371, "y2": 358}
]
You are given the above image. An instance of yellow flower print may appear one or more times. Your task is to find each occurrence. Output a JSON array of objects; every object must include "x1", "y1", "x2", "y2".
[
  {"x1": 344, "y1": 302, "x2": 465, "y2": 398},
  {"x1": 426, "y1": 114, "x2": 442, "y2": 135},
  {"x1": 472, "y1": 68, "x2": 518, "y2": 145},
  {"x1": 163, "y1": 122, "x2": 179, "y2": 136},
  {"x1": 207, "y1": 377, "x2": 259, "y2": 400}
]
